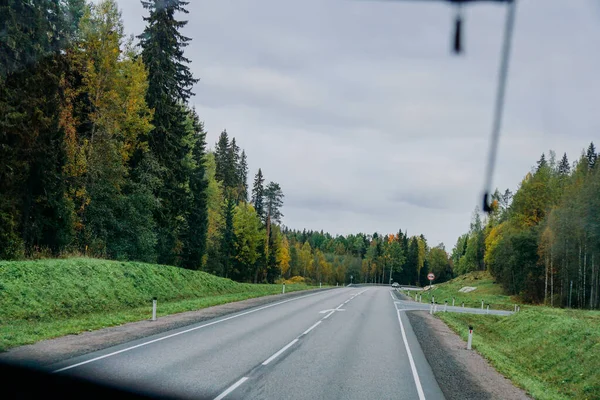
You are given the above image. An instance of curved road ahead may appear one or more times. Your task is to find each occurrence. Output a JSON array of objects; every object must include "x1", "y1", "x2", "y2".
[{"x1": 51, "y1": 287, "x2": 445, "y2": 400}]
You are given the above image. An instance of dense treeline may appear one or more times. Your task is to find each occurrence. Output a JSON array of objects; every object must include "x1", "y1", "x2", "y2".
[
  {"x1": 279, "y1": 230, "x2": 453, "y2": 286},
  {"x1": 0, "y1": 0, "x2": 206, "y2": 266},
  {"x1": 0, "y1": 0, "x2": 453, "y2": 285},
  {"x1": 453, "y1": 144, "x2": 600, "y2": 309}
]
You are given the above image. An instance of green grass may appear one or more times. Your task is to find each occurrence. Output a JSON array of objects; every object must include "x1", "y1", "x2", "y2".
[
  {"x1": 0, "y1": 258, "x2": 315, "y2": 350},
  {"x1": 422, "y1": 272, "x2": 600, "y2": 400},
  {"x1": 403, "y1": 271, "x2": 518, "y2": 310}
]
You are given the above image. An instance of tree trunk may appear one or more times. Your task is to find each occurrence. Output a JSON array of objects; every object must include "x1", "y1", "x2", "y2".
[
  {"x1": 577, "y1": 242, "x2": 581, "y2": 306},
  {"x1": 550, "y1": 254, "x2": 554, "y2": 307},
  {"x1": 544, "y1": 254, "x2": 548, "y2": 305},
  {"x1": 590, "y1": 253, "x2": 594, "y2": 309},
  {"x1": 583, "y1": 245, "x2": 587, "y2": 309}
]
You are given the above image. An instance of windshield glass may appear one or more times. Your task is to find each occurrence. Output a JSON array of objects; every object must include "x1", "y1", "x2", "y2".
[{"x1": 1, "y1": 1, "x2": 599, "y2": 399}]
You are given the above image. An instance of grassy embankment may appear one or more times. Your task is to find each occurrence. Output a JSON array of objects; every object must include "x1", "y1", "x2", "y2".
[
  {"x1": 406, "y1": 272, "x2": 600, "y2": 400},
  {"x1": 402, "y1": 271, "x2": 517, "y2": 310},
  {"x1": 0, "y1": 258, "x2": 315, "y2": 351}
]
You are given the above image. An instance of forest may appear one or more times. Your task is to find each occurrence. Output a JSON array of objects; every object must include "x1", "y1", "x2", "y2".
[
  {"x1": 5, "y1": 1, "x2": 598, "y2": 311},
  {"x1": 0, "y1": 0, "x2": 451, "y2": 287},
  {"x1": 452, "y1": 145, "x2": 600, "y2": 309}
]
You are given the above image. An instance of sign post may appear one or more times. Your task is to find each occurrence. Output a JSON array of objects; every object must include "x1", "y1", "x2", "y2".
[
  {"x1": 427, "y1": 272, "x2": 435, "y2": 289},
  {"x1": 467, "y1": 325, "x2": 473, "y2": 350},
  {"x1": 152, "y1": 297, "x2": 157, "y2": 321}
]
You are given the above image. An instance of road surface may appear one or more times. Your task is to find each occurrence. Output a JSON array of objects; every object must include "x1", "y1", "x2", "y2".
[{"x1": 50, "y1": 287, "x2": 445, "y2": 400}]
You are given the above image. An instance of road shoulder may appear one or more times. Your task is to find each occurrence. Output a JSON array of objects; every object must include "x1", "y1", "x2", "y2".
[
  {"x1": 0, "y1": 288, "x2": 333, "y2": 367},
  {"x1": 405, "y1": 309, "x2": 530, "y2": 400}
]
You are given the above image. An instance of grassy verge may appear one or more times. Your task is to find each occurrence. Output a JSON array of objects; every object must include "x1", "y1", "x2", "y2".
[
  {"x1": 438, "y1": 309, "x2": 600, "y2": 400},
  {"x1": 0, "y1": 258, "x2": 316, "y2": 351},
  {"x1": 422, "y1": 272, "x2": 600, "y2": 399},
  {"x1": 401, "y1": 271, "x2": 518, "y2": 310}
]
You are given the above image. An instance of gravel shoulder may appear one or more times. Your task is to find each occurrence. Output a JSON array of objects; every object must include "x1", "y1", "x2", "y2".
[
  {"x1": 406, "y1": 309, "x2": 531, "y2": 400},
  {"x1": 0, "y1": 288, "x2": 332, "y2": 367}
]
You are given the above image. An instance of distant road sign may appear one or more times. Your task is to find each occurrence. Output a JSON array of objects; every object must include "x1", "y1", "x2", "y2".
[{"x1": 427, "y1": 273, "x2": 435, "y2": 281}]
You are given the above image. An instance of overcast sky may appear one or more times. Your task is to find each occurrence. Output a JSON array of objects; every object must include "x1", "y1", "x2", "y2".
[{"x1": 117, "y1": 0, "x2": 600, "y2": 249}]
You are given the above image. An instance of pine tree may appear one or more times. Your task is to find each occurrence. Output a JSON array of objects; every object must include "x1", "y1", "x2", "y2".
[
  {"x1": 138, "y1": 0, "x2": 199, "y2": 265},
  {"x1": 587, "y1": 142, "x2": 596, "y2": 170},
  {"x1": 238, "y1": 150, "x2": 249, "y2": 202},
  {"x1": 251, "y1": 169, "x2": 265, "y2": 219},
  {"x1": 181, "y1": 109, "x2": 209, "y2": 269}
]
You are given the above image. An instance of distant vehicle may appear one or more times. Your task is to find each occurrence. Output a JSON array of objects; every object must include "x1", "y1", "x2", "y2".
[{"x1": 391, "y1": 282, "x2": 400, "y2": 288}]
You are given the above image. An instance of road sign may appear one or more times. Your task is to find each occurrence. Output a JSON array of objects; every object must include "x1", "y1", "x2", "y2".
[{"x1": 427, "y1": 273, "x2": 435, "y2": 281}]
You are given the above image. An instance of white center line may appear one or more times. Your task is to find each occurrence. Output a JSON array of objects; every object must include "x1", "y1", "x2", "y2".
[
  {"x1": 53, "y1": 289, "x2": 339, "y2": 373},
  {"x1": 262, "y1": 339, "x2": 299, "y2": 365},
  {"x1": 395, "y1": 310, "x2": 426, "y2": 400},
  {"x1": 302, "y1": 320, "x2": 321, "y2": 335},
  {"x1": 214, "y1": 377, "x2": 249, "y2": 400}
]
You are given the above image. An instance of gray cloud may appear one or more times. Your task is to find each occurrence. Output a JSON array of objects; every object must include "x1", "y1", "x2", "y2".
[{"x1": 117, "y1": 0, "x2": 600, "y2": 248}]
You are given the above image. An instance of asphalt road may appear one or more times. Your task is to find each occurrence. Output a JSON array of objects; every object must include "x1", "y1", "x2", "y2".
[{"x1": 50, "y1": 287, "x2": 445, "y2": 400}]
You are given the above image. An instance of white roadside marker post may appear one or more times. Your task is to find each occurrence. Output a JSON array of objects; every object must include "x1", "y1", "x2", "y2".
[
  {"x1": 486, "y1": 305, "x2": 490, "y2": 314},
  {"x1": 282, "y1": 283, "x2": 285, "y2": 294},
  {"x1": 320, "y1": 282, "x2": 322, "y2": 289},
  {"x1": 432, "y1": 295, "x2": 435, "y2": 304},
  {"x1": 415, "y1": 293, "x2": 418, "y2": 302},
  {"x1": 462, "y1": 302, "x2": 465, "y2": 308},
  {"x1": 152, "y1": 297, "x2": 157, "y2": 321},
  {"x1": 452, "y1": 297, "x2": 455, "y2": 307},
  {"x1": 429, "y1": 304, "x2": 433, "y2": 315},
  {"x1": 444, "y1": 301, "x2": 448, "y2": 312},
  {"x1": 481, "y1": 299, "x2": 484, "y2": 310},
  {"x1": 434, "y1": 304, "x2": 437, "y2": 313},
  {"x1": 467, "y1": 326, "x2": 473, "y2": 350}
]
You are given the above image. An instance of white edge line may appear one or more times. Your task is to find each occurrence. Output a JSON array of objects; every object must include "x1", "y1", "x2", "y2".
[
  {"x1": 213, "y1": 376, "x2": 249, "y2": 400},
  {"x1": 262, "y1": 338, "x2": 298, "y2": 365},
  {"x1": 389, "y1": 291, "x2": 396, "y2": 300},
  {"x1": 302, "y1": 320, "x2": 321, "y2": 335},
  {"x1": 396, "y1": 310, "x2": 426, "y2": 400},
  {"x1": 53, "y1": 289, "x2": 334, "y2": 373}
]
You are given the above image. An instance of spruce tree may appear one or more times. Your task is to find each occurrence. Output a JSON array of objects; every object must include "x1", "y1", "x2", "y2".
[
  {"x1": 238, "y1": 150, "x2": 249, "y2": 202},
  {"x1": 558, "y1": 153, "x2": 570, "y2": 176},
  {"x1": 251, "y1": 169, "x2": 265, "y2": 219},
  {"x1": 587, "y1": 142, "x2": 596, "y2": 170},
  {"x1": 138, "y1": 0, "x2": 199, "y2": 265},
  {"x1": 264, "y1": 182, "x2": 284, "y2": 224},
  {"x1": 228, "y1": 137, "x2": 240, "y2": 190},
  {"x1": 536, "y1": 153, "x2": 547, "y2": 171},
  {"x1": 181, "y1": 109, "x2": 209, "y2": 269},
  {"x1": 220, "y1": 198, "x2": 236, "y2": 278},
  {"x1": 214, "y1": 130, "x2": 229, "y2": 184}
]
